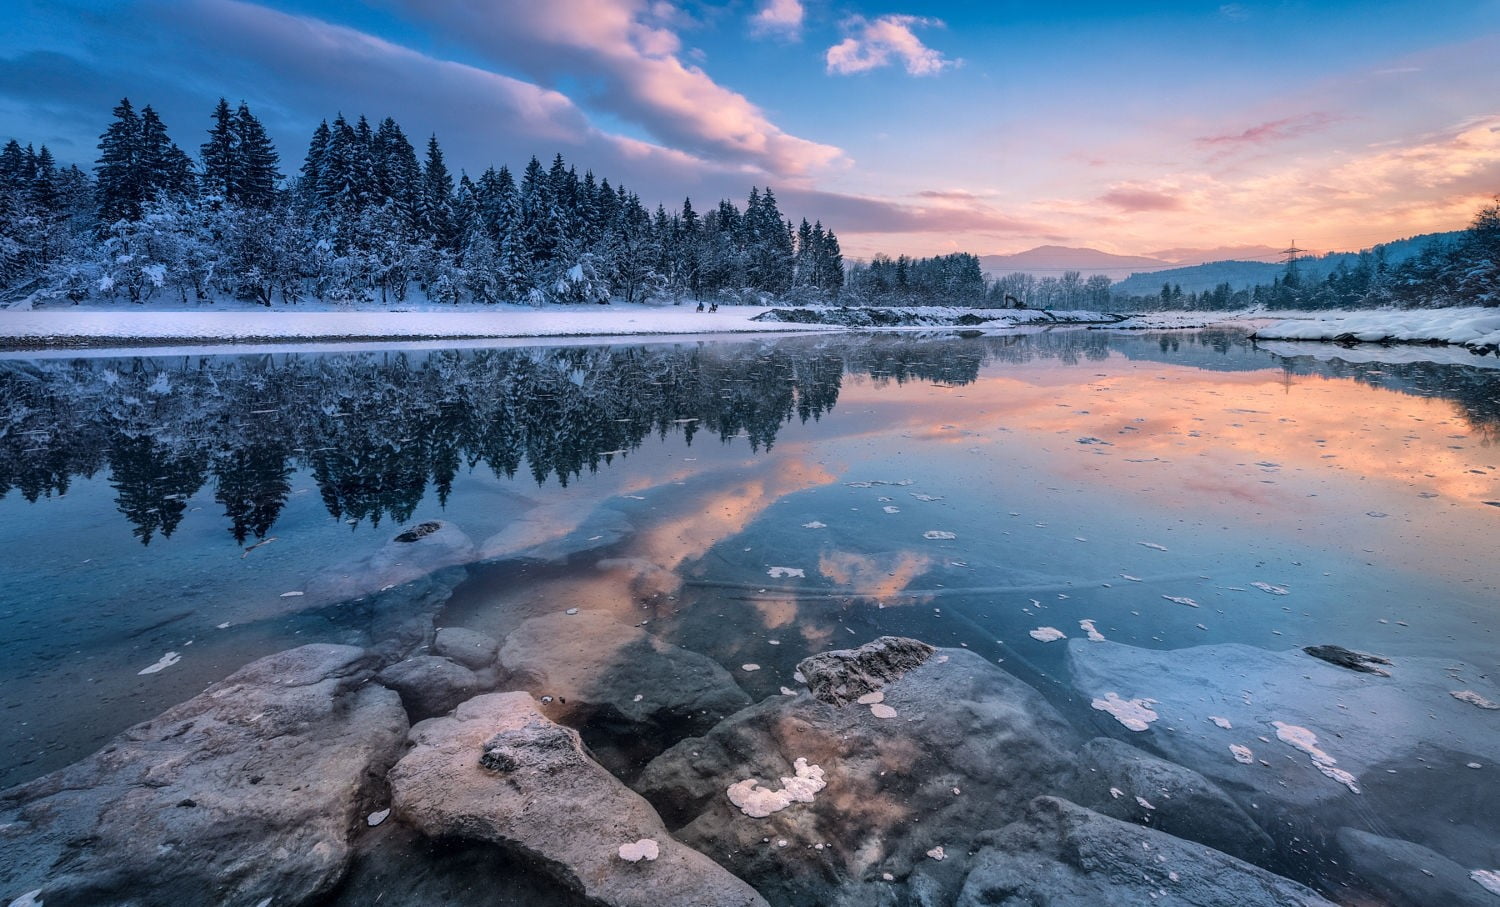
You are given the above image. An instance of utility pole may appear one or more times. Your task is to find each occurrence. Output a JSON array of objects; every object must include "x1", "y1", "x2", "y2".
[{"x1": 1280, "y1": 240, "x2": 1305, "y2": 286}]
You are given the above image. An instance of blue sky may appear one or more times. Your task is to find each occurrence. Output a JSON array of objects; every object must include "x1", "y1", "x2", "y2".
[{"x1": 3, "y1": 0, "x2": 1498, "y2": 260}]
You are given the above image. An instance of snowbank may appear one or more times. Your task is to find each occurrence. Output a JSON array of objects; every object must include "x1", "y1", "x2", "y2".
[{"x1": 1253, "y1": 308, "x2": 1500, "y2": 354}]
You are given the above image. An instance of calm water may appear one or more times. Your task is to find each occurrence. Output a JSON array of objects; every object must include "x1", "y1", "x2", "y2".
[{"x1": 2, "y1": 329, "x2": 1497, "y2": 901}]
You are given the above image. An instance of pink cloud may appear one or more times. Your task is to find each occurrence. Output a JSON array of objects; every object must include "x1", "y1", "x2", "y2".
[
  {"x1": 1196, "y1": 112, "x2": 1341, "y2": 148},
  {"x1": 1098, "y1": 187, "x2": 1185, "y2": 212},
  {"x1": 826, "y1": 15, "x2": 957, "y2": 76},
  {"x1": 388, "y1": 0, "x2": 844, "y2": 177}
]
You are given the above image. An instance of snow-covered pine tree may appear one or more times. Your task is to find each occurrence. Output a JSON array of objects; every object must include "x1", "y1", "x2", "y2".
[
  {"x1": 200, "y1": 98, "x2": 236, "y2": 200},
  {"x1": 232, "y1": 103, "x2": 280, "y2": 208},
  {"x1": 96, "y1": 98, "x2": 144, "y2": 225}
]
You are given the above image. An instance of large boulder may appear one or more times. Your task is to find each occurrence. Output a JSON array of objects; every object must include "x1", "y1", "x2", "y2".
[
  {"x1": 0, "y1": 644, "x2": 407, "y2": 907},
  {"x1": 377, "y1": 655, "x2": 484, "y2": 722},
  {"x1": 388, "y1": 692, "x2": 767, "y2": 907},
  {"x1": 1066, "y1": 640, "x2": 1500, "y2": 869},
  {"x1": 434, "y1": 626, "x2": 500, "y2": 671},
  {"x1": 1073, "y1": 737, "x2": 1274, "y2": 864},
  {"x1": 797, "y1": 635, "x2": 935, "y2": 705},
  {"x1": 496, "y1": 610, "x2": 751, "y2": 767},
  {"x1": 950, "y1": 796, "x2": 1334, "y2": 906},
  {"x1": 635, "y1": 639, "x2": 1084, "y2": 905}
]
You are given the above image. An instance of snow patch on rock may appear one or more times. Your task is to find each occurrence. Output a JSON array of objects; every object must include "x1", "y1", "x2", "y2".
[
  {"x1": 727, "y1": 758, "x2": 827, "y2": 818},
  {"x1": 1273, "y1": 722, "x2": 1360, "y2": 793},
  {"x1": 1092, "y1": 692, "x2": 1159, "y2": 732}
]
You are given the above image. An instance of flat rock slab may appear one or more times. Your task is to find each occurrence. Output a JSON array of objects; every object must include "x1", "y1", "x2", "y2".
[
  {"x1": 951, "y1": 796, "x2": 1334, "y2": 907},
  {"x1": 635, "y1": 644, "x2": 1083, "y2": 904},
  {"x1": 1066, "y1": 640, "x2": 1500, "y2": 868},
  {"x1": 0, "y1": 644, "x2": 408, "y2": 906},
  {"x1": 389, "y1": 692, "x2": 767, "y2": 907}
]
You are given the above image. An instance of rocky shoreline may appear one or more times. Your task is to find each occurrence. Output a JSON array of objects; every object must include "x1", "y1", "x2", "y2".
[{"x1": 3, "y1": 522, "x2": 1497, "y2": 906}]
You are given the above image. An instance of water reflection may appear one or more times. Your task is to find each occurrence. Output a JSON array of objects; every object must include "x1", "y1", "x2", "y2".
[{"x1": 4, "y1": 331, "x2": 1500, "y2": 546}]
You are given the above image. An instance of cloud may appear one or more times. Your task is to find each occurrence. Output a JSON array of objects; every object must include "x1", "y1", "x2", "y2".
[
  {"x1": 825, "y1": 15, "x2": 957, "y2": 76},
  {"x1": 387, "y1": 0, "x2": 844, "y2": 177},
  {"x1": 1218, "y1": 4, "x2": 1250, "y2": 21},
  {"x1": 1098, "y1": 186, "x2": 1186, "y2": 212},
  {"x1": 751, "y1": 0, "x2": 804, "y2": 38},
  {"x1": 1196, "y1": 112, "x2": 1341, "y2": 148}
]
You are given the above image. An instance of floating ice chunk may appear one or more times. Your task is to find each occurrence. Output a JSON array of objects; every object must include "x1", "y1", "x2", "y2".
[
  {"x1": 1079, "y1": 619, "x2": 1106, "y2": 642},
  {"x1": 1029, "y1": 627, "x2": 1067, "y2": 643},
  {"x1": 923, "y1": 530, "x2": 957, "y2": 540},
  {"x1": 1470, "y1": 870, "x2": 1500, "y2": 896},
  {"x1": 1452, "y1": 690, "x2": 1500, "y2": 710},
  {"x1": 767, "y1": 566, "x2": 805, "y2": 578},
  {"x1": 279, "y1": 590, "x2": 305, "y2": 598},
  {"x1": 870, "y1": 703, "x2": 898, "y2": 719},
  {"x1": 1139, "y1": 542, "x2": 1168, "y2": 551},
  {"x1": 1250, "y1": 582, "x2": 1289, "y2": 596},
  {"x1": 802, "y1": 521, "x2": 827, "y2": 529},
  {"x1": 138, "y1": 652, "x2": 181, "y2": 675},
  {"x1": 1273, "y1": 721, "x2": 1360, "y2": 793},
  {"x1": 1162, "y1": 595, "x2": 1200, "y2": 608},
  {"x1": 742, "y1": 664, "x2": 761, "y2": 672},
  {"x1": 1120, "y1": 574, "x2": 1142, "y2": 582},
  {"x1": 1136, "y1": 797, "x2": 1156, "y2": 811},
  {"x1": 367, "y1": 808, "x2": 390, "y2": 827},
  {"x1": 618, "y1": 838, "x2": 660, "y2": 862},
  {"x1": 780, "y1": 687, "x2": 797, "y2": 696},
  {"x1": 856, "y1": 691, "x2": 885, "y2": 705},
  {"x1": 727, "y1": 757, "x2": 826, "y2": 818},
  {"x1": 1467, "y1": 762, "x2": 1483, "y2": 769},
  {"x1": 883, "y1": 506, "x2": 900, "y2": 514},
  {"x1": 927, "y1": 846, "x2": 946, "y2": 861},
  {"x1": 910, "y1": 493, "x2": 943, "y2": 502},
  {"x1": 1092, "y1": 692, "x2": 1159, "y2": 731},
  {"x1": 216, "y1": 622, "x2": 231, "y2": 629},
  {"x1": 1230, "y1": 744, "x2": 1255, "y2": 765},
  {"x1": 633, "y1": 694, "x2": 644, "y2": 702},
  {"x1": 1109, "y1": 787, "x2": 1124, "y2": 799}
]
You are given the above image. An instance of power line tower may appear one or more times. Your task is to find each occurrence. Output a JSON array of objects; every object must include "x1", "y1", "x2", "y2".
[{"x1": 1280, "y1": 239, "x2": 1305, "y2": 286}]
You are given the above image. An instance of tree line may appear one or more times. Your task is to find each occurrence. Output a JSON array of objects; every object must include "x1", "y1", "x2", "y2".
[{"x1": 0, "y1": 98, "x2": 846, "y2": 306}]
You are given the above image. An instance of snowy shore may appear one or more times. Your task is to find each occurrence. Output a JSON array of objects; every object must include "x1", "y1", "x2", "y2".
[{"x1": 1253, "y1": 307, "x2": 1500, "y2": 355}]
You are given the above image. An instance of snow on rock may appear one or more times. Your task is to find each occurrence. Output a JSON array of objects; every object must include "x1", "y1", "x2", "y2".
[
  {"x1": 1029, "y1": 627, "x2": 1067, "y2": 643},
  {"x1": 926, "y1": 845, "x2": 947, "y2": 861},
  {"x1": 137, "y1": 651, "x2": 181, "y2": 675},
  {"x1": 1253, "y1": 307, "x2": 1500, "y2": 354},
  {"x1": 767, "y1": 566, "x2": 805, "y2": 578},
  {"x1": 726, "y1": 758, "x2": 827, "y2": 818},
  {"x1": 366, "y1": 808, "x2": 390, "y2": 827},
  {"x1": 617, "y1": 838, "x2": 660, "y2": 863},
  {"x1": 869, "y1": 703, "x2": 898, "y2": 719},
  {"x1": 1091, "y1": 692, "x2": 1159, "y2": 731}
]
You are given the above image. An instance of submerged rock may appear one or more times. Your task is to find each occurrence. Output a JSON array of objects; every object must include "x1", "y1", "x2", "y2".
[
  {"x1": 433, "y1": 626, "x2": 500, "y2": 671},
  {"x1": 949, "y1": 796, "x2": 1334, "y2": 906},
  {"x1": 497, "y1": 611, "x2": 751, "y2": 754},
  {"x1": 0, "y1": 644, "x2": 407, "y2": 906},
  {"x1": 306, "y1": 519, "x2": 477, "y2": 605},
  {"x1": 1073, "y1": 738, "x2": 1274, "y2": 864},
  {"x1": 796, "y1": 635, "x2": 936, "y2": 706},
  {"x1": 635, "y1": 644, "x2": 1081, "y2": 905},
  {"x1": 1334, "y1": 827, "x2": 1494, "y2": 907},
  {"x1": 388, "y1": 692, "x2": 767, "y2": 907},
  {"x1": 377, "y1": 655, "x2": 485, "y2": 722}
]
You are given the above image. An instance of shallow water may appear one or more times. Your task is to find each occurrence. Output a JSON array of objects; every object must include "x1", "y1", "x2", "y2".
[{"x1": 1, "y1": 328, "x2": 1497, "y2": 903}]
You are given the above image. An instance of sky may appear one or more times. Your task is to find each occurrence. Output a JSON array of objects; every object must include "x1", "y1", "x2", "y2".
[{"x1": 2, "y1": 0, "x2": 1499, "y2": 262}]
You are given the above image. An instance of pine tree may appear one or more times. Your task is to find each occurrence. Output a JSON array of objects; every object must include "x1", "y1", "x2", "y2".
[
  {"x1": 298, "y1": 120, "x2": 330, "y2": 212},
  {"x1": 420, "y1": 134, "x2": 453, "y2": 248},
  {"x1": 96, "y1": 98, "x2": 144, "y2": 224},
  {"x1": 138, "y1": 105, "x2": 194, "y2": 200},
  {"x1": 200, "y1": 98, "x2": 236, "y2": 199},
  {"x1": 232, "y1": 103, "x2": 280, "y2": 208}
]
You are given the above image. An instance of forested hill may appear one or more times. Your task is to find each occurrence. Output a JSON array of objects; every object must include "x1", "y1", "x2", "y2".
[
  {"x1": 0, "y1": 98, "x2": 845, "y2": 307},
  {"x1": 1112, "y1": 231, "x2": 1461, "y2": 296}
]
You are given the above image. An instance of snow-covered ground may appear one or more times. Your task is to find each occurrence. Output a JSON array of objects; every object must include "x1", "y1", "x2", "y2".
[
  {"x1": 0, "y1": 303, "x2": 833, "y2": 348},
  {"x1": 1253, "y1": 307, "x2": 1500, "y2": 354}
]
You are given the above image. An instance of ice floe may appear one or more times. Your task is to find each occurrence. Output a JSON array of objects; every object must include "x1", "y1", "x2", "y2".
[
  {"x1": 726, "y1": 757, "x2": 827, "y2": 818},
  {"x1": 1162, "y1": 595, "x2": 1200, "y2": 608},
  {"x1": 1250, "y1": 582, "x2": 1288, "y2": 595},
  {"x1": 1452, "y1": 690, "x2": 1500, "y2": 710},
  {"x1": 923, "y1": 530, "x2": 957, "y2": 540},
  {"x1": 1230, "y1": 744, "x2": 1255, "y2": 765},
  {"x1": 801, "y1": 521, "x2": 827, "y2": 529},
  {"x1": 1029, "y1": 627, "x2": 1067, "y2": 643},
  {"x1": 767, "y1": 566, "x2": 805, "y2": 578},
  {"x1": 1092, "y1": 692, "x2": 1159, "y2": 731},
  {"x1": 137, "y1": 651, "x2": 181, "y2": 675},
  {"x1": 1273, "y1": 722, "x2": 1360, "y2": 794},
  {"x1": 1079, "y1": 619, "x2": 1106, "y2": 642}
]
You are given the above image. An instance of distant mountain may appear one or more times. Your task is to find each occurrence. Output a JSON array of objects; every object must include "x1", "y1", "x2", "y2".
[
  {"x1": 980, "y1": 246, "x2": 1174, "y2": 281},
  {"x1": 1111, "y1": 231, "x2": 1463, "y2": 297}
]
